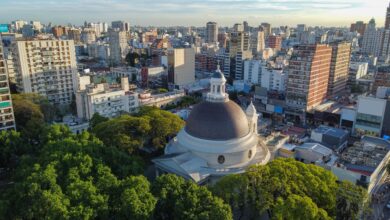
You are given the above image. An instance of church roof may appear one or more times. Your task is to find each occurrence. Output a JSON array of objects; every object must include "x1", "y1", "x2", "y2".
[{"x1": 185, "y1": 100, "x2": 249, "y2": 141}]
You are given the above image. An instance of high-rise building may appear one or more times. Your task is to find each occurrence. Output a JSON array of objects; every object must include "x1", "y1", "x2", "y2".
[
  {"x1": 386, "y1": 2, "x2": 390, "y2": 29},
  {"x1": 12, "y1": 20, "x2": 27, "y2": 31},
  {"x1": 218, "y1": 32, "x2": 228, "y2": 48},
  {"x1": 250, "y1": 30, "x2": 265, "y2": 54},
  {"x1": 327, "y1": 42, "x2": 351, "y2": 97},
  {"x1": 30, "y1": 21, "x2": 42, "y2": 32},
  {"x1": 111, "y1": 21, "x2": 130, "y2": 32},
  {"x1": 267, "y1": 35, "x2": 282, "y2": 50},
  {"x1": 235, "y1": 50, "x2": 252, "y2": 80},
  {"x1": 168, "y1": 48, "x2": 195, "y2": 88},
  {"x1": 206, "y1": 22, "x2": 218, "y2": 44},
  {"x1": 0, "y1": 41, "x2": 16, "y2": 130},
  {"x1": 350, "y1": 21, "x2": 367, "y2": 35},
  {"x1": 11, "y1": 39, "x2": 78, "y2": 105},
  {"x1": 382, "y1": 29, "x2": 390, "y2": 63},
  {"x1": 81, "y1": 29, "x2": 96, "y2": 44},
  {"x1": 243, "y1": 21, "x2": 249, "y2": 32},
  {"x1": 382, "y1": 3, "x2": 390, "y2": 63},
  {"x1": 228, "y1": 31, "x2": 250, "y2": 57},
  {"x1": 109, "y1": 30, "x2": 129, "y2": 65},
  {"x1": 21, "y1": 25, "x2": 35, "y2": 38},
  {"x1": 286, "y1": 44, "x2": 332, "y2": 117},
  {"x1": 362, "y1": 19, "x2": 383, "y2": 57},
  {"x1": 52, "y1": 26, "x2": 68, "y2": 38},
  {"x1": 233, "y1": 23, "x2": 244, "y2": 32},
  {"x1": 68, "y1": 29, "x2": 81, "y2": 43},
  {"x1": 261, "y1": 23, "x2": 271, "y2": 38}
]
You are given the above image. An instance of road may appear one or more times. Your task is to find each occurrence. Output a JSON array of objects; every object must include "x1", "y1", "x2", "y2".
[{"x1": 371, "y1": 174, "x2": 390, "y2": 220}]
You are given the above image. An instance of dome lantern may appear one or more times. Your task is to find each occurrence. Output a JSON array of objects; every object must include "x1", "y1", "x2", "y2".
[{"x1": 206, "y1": 65, "x2": 229, "y2": 103}]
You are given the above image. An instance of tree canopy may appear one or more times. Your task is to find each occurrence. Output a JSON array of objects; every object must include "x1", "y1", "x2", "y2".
[
  {"x1": 92, "y1": 107, "x2": 184, "y2": 153},
  {"x1": 212, "y1": 158, "x2": 367, "y2": 220},
  {"x1": 152, "y1": 174, "x2": 233, "y2": 220},
  {"x1": 0, "y1": 125, "x2": 147, "y2": 219}
]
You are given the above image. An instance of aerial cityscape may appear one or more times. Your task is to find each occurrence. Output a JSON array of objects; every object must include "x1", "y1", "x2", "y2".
[{"x1": 1, "y1": 0, "x2": 390, "y2": 219}]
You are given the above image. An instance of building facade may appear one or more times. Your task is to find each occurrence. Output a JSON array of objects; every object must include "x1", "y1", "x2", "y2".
[
  {"x1": 0, "y1": 42, "x2": 15, "y2": 130},
  {"x1": 286, "y1": 44, "x2": 332, "y2": 119},
  {"x1": 361, "y1": 19, "x2": 383, "y2": 57},
  {"x1": 168, "y1": 48, "x2": 195, "y2": 88},
  {"x1": 327, "y1": 42, "x2": 351, "y2": 97},
  {"x1": 109, "y1": 30, "x2": 129, "y2": 65},
  {"x1": 205, "y1": 22, "x2": 218, "y2": 44},
  {"x1": 153, "y1": 67, "x2": 270, "y2": 184},
  {"x1": 111, "y1": 21, "x2": 130, "y2": 32},
  {"x1": 354, "y1": 96, "x2": 388, "y2": 137},
  {"x1": 11, "y1": 39, "x2": 78, "y2": 105},
  {"x1": 76, "y1": 77, "x2": 138, "y2": 120}
]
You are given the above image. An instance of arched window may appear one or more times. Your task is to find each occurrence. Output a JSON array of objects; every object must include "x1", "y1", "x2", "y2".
[{"x1": 217, "y1": 85, "x2": 221, "y2": 93}]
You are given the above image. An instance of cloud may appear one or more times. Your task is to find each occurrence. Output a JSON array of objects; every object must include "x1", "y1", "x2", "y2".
[{"x1": 0, "y1": 0, "x2": 386, "y2": 26}]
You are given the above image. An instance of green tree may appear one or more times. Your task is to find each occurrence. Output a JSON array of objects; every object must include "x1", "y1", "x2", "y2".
[
  {"x1": 273, "y1": 194, "x2": 331, "y2": 220},
  {"x1": 117, "y1": 176, "x2": 156, "y2": 220},
  {"x1": 92, "y1": 115, "x2": 151, "y2": 154},
  {"x1": 0, "y1": 130, "x2": 27, "y2": 168},
  {"x1": 152, "y1": 174, "x2": 233, "y2": 220},
  {"x1": 214, "y1": 158, "x2": 342, "y2": 219},
  {"x1": 336, "y1": 181, "x2": 367, "y2": 220},
  {"x1": 89, "y1": 112, "x2": 109, "y2": 129},
  {"x1": 138, "y1": 107, "x2": 184, "y2": 148},
  {"x1": 0, "y1": 125, "x2": 147, "y2": 219}
]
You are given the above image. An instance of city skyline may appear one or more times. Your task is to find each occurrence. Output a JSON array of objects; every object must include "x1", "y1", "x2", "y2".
[{"x1": 0, "y1": 0, "x2": 388, "y2": 27}]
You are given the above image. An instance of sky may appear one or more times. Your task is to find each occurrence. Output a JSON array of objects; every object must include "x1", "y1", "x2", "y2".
[{"x1": 0, "y1": 0, "x2": 388, "y2": 27}]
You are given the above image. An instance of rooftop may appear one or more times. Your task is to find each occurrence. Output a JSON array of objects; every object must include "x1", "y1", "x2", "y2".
[
  {"x1": 313, "y1": 125, "x2": 349, "y2": 138},
  {"x1": 337, "y1": 136, "x2": 390, "y2": 176}
]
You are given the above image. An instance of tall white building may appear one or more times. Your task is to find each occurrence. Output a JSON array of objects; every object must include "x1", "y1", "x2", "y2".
[
  {"x1": 168, "y1": 48, "x2": 195, "y2": 88},
  {"x1": 206, "y1": 22, "x2": 218, "y2": 44},
  {"x1": 88, "y1": 42, "x2": 110, "y2": 61},
  {"x1": 244, "y1": 60, "x2": 286, "y2": 92},
  {"x1": 250, "y1": 30, "x2": 265, "y2": 55},
  {"x1": 235, "y1": 50, "x2": 252, "y2": 80},
  {"x1": 11, "y1": 39, "x2": 78, "y2": 105},
  {"x1": 109, "y1": 30, "x2": 129, "y2": 65},
  {"x1": 362, "y1": 19, "x2": 383, "y2": 57}
]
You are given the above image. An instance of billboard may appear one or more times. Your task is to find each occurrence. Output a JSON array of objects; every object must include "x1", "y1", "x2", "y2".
[{"x1": 0, "y1": 24, "x2": 9, "y2": 33}]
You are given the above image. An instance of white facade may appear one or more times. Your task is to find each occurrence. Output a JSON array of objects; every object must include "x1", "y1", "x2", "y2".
[
  {"x1": 250, "y1": 31, "x2": 265, "y2": 54},
  {"x1": 362, "y1": 19, "x2": 383, "y2": 57},
  {"x1": 349, "y1": 61, "x2": 368, "y2": 80},
  {"x1": 88, "y1": 42, "x2": 110, "y2": 60},
  {"x1": 354, "y1": 96, "x2": 388, "y2": 136},
  {"x1": 168, "y1": 48, "x2": 195, "y2": 87},
  {"x1": 76, "y1": 77, "x2": 139, "y2": 120},
  {"x1": 109, "y1": 30, "x2": 129, "y2": 65},
  {"x1": 153, "y1": 67, "x2": 270, "y2": 183},
  {"x1": 12, "y1": 39, "x2": 78, "y2": 105},
  {"x1": 244, "y1": 60, "x2": 286, "y2": 92}
]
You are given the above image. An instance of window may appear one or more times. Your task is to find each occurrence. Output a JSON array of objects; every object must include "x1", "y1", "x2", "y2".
[
  {"x1": 218, "y1": 155, "x2": 225, "y2": 164},
  {"x1": 248, "y1": 150, "x2": 252, "y2": 159}
]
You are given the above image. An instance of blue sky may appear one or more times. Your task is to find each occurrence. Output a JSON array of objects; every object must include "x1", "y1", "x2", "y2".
[{"x1": 0, "y1": 0, "x2": 388, "y2": 27}]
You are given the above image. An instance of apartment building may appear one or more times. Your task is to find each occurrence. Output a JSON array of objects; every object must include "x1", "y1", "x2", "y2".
[{"x1": 11, "y1": 39, "x2": 77, "y2": 105}]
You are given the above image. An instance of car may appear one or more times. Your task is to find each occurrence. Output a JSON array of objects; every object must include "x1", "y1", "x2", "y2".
[{"x1": 386, "y1": 202, "x2": 390, "y2": 209}]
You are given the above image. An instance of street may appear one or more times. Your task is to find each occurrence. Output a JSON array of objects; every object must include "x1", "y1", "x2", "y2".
[{"x1": 371, "y1": 174, "x2": 390, "y2": 220}]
